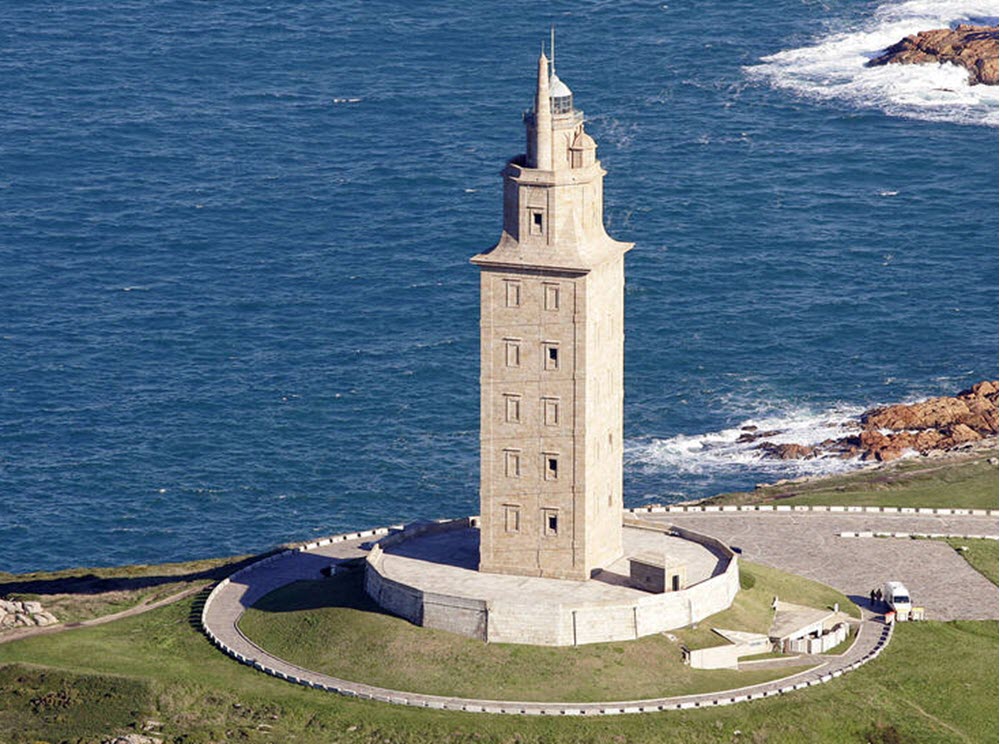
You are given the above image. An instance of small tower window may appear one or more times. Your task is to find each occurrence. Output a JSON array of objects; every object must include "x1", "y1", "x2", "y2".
[
  {"x1": 504, "y1": 504, "x2": 521, "y2": 533},
  {"x1": 504, "y1": 339, "x2": 521, "y2": 368},
  {"x1": 504, "y1": 449, "x2": 521, "y2": 478},
  {"x1": 544, "y1": 343, "x2": 559, "y2": 370},
  {"x1": 542, "y1": 397, "x2": 559, "y2": 426},
  {"x1": 543, "y1": 453, "x2": 559, "y2": 480},
  {"x1": 504, "y1": 394, "x2": 522, "y2": 423},
  {"x1": 543, "y1": 283, "x2": 560, "y2": 311},
  {"x1": 504, "y1": 280, "x2": 522, "y2": 308},
  {"x1": 543, "y1": 508, "x2": 559, "y2": 536},
  {"x1": 530, "y1": 210, "x2": 544, "y2": 236}
]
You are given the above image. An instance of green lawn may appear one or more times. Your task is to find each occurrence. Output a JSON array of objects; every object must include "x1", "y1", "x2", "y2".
[
  {"x1": 705, "y1": 450, "x2": 999, "y2": 510},
  {"x1": 0, "y1": 594, "x2": 994, "y2": 743},
  {"x1": 945, "y1": 538, "x2": 999, "y2": 586},
  {"x1": 237, "y1": 565, "x2": 813, "y2": 702}
]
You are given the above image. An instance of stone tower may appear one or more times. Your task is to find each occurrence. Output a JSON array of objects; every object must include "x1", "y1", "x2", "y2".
[{"x1": 472, "y1": 49, "x2": 632, "y2": 581}]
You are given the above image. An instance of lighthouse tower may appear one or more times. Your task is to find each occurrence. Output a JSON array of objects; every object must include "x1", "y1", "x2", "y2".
[{"x1": 472, "y1": 48, "x2": 632, "y2": 581}]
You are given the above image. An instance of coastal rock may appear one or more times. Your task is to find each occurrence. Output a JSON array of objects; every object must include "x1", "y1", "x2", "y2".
[
  {"x1": 0, "y1": 595, "x2": 58, "y2": 633},
  {"x1": 867, "y1": 24, "x2": 999, "y2": 85},
  {"x1": 862, "y1": 381, "x2": 999, "y2": 436},
  {"x1": 34, "y1": 611, "x2": 59, "y2": 627},
  {"x1": 753, "y1": 381, "x2": 998, "y2": 463},
  {"x1": 737, "y1": 428, "x2": 781, "y2": 443},
  {"x1": 755, "y1": 442, "x2": 818, "y2": 460}
]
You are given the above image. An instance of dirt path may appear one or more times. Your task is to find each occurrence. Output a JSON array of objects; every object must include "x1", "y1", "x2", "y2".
[{"x1": 0, "y1": 582, "x2": 209, "y2": 645}]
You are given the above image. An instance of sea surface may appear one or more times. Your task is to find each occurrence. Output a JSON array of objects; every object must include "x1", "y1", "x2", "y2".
[{"x1": 1, "y1": 1, "x2": 997, "y2": 573}]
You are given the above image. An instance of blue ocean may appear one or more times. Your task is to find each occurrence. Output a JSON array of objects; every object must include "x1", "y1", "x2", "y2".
[{"x1": 2, "y1": 1, "x2": 997, "y2": 573}]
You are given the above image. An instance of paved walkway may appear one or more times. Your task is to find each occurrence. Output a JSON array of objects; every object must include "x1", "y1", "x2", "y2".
[
  {"x1": 196, "y1": 508, "x2": 1000, "y2": 714},
  {"x1": 645, "y1": 511, "x2": 999, "y2": 621}
]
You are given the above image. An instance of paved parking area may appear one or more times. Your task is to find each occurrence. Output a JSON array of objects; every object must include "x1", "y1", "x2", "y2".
[{"x1": 641, "y1": 512, "x2": 999, "y2": 620}]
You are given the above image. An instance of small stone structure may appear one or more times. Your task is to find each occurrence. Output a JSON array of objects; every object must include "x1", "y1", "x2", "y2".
[
  {"x1": 629, "y1": 551, "x2": 687, "y2": 593},
  {"x1": 0, "y1": 597, "x2": 58, "y2": 630},
  {"x1": 684, "y1": 628, "x2": 772, "y2": 670},
  {"x1": 364, "y1": 517, "x2": 738, "y2": 646},
  {"x1": 770, "y1": 600, "x2": 854, "y2": 654}
]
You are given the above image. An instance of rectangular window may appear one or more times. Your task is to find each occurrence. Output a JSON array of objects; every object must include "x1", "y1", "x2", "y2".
[
  {"x1": 530, "y1": 210, "x2": 544, "y2": 235},
  {"x1": 504, "y1": 280, "x2": 521, "y2": 308},
  {"x1": 504, "y1": 339, "x2": 521, "y2": 368},
  {"x1": 543, "y1": 283, "x2": 560, "y2": 311},
  {"x1": 544, "y1": 343, "x2": 559, "y2": 371},
  {"x1": 504, "y1": 394, "x2": 521, "y2": 423},
  {"x1": 543, "y1": 453, "x2": 558, "y2": 481},
  {"x1": 542, "y1": 397, "x2": 559, "y2": 426},
  {"x1": 504, "y1": 449, "x2": 521, "y2": 478},
  {"x1": 543, "y1": 508, "x2": 559, "y2": 536},
  {"x1": 504, "y1": 504, "x2": 521, "y2": 533}
]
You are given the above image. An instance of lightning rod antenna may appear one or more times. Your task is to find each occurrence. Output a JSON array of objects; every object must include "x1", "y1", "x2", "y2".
[{"x1": 550, "y1": 26, "x2": 556, "y2": 75}]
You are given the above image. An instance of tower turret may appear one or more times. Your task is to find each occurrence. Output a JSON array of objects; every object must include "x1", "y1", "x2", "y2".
[{"x1": 532, "y1": 53, "x2": 553, "y2": 170}]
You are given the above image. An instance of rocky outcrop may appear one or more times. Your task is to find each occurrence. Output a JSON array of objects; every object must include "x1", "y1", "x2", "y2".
[
  {"x1": 867, "y1": 25, "x2": 999, "y2": 86},
  {"x1": 754, "y1": 381, "x2": 998, "y2": 463},
  {"x1": 0, "y1": 596, "x2": 58, "y2": 630},
  {"x1": 850, "y1": 380, "x2": 998, "y2": 461}
]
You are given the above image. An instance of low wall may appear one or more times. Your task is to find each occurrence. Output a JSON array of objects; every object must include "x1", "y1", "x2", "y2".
[
  {"x1": 686, "y1": 644, "x2": 740, "y2": 670},
  {"x1": 631, "y1": 504, "x2": 997, "y2": 517},
  {"x1": 364, "y1": 518, "x2": 741, "y2": 646}
]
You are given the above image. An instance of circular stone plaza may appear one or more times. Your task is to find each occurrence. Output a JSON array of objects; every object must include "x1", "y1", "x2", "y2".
[{"x1": 364, "y1": 516, "x2": 737, "y2": 646}]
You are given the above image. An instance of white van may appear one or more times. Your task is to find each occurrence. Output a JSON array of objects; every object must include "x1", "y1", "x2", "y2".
[{"x1": 883, "y1": 581, "x2": 912, "y2": 621}]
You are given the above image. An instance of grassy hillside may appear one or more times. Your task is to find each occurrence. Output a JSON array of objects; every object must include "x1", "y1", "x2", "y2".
[
  {"x1": 1, "y1": 593, "x2": 995, "y2": 742},
  {"x1": 703, "y1": 448, "x2": 998, "y2": 510}
]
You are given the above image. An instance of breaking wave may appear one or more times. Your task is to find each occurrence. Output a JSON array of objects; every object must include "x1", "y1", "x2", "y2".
[
  {"x1": 746, "y1": 1, "x2": 999, "y2": 126},
  {"x1": 625, "y1": 402, "x2": 873, "y2": 498}
]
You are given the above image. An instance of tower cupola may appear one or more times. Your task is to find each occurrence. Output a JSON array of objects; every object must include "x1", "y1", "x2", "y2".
[{"x1": 549, "y1": 74, "x2": 573, "y2": 114}]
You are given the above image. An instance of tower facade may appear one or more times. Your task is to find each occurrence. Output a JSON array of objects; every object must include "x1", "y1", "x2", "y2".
[{"x1": 472, "y1": 51, "x2": 632, "y2": 581}]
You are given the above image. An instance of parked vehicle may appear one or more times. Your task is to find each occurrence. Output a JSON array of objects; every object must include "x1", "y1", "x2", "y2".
[{"x1": 883, "y1": 581, "x2": 912, "y2": 621}]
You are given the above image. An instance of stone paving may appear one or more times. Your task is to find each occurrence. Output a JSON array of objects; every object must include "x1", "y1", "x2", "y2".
[
  {"x1": 377, "y1": 525, "x2": 721, "y2": 607},
  {"x1": 645, "y1": 512, "x2": 999, "y2": 621},
  {"x1": 200, "y1": 510, "x2": 996, "y2": 714}
]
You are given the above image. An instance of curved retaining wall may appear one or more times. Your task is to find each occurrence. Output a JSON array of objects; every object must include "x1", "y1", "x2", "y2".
[
  {"x1": 364, "y1": 518, "x2": 740, "y2": 646},
  {"x1": 199, "y1": 519, "x2": 897, "y2": 714}
]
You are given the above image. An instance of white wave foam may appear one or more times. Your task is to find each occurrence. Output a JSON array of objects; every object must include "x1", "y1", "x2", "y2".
[
  {"x1": 625, "y1": 403, "x2": 868, "y2": 481},
  {"x1": 746, "y1": 1, "x2": 999, "y2": 126}
]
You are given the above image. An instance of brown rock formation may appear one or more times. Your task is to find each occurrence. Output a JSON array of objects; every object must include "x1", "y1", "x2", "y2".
[
  {"x1": 867, "y1": 24, "x2": 999, "y2": 86},
  {"x1": 755, "y1": 442, "x2": 818, "y2": 460},
  {"x1": 753, "y1": 381, "x2": 998, "y2": 463}
]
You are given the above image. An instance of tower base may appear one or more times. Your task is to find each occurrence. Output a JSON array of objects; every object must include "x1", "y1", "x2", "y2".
[{"x1": 363, "y1": 517, "x2": 739, "y2": 646}]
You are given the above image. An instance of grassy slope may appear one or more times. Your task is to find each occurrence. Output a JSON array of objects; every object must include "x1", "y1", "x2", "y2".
[
  {"x1": 944, "y1": 538, "x2": 999, "y2": 586},
  {"x1": 703, "y1": 449, "x2": 998, "y2": 510},
  {"x1": 0, "y1": 597, "x2": 994, "y2": 743},
  {"x1": 237, "y1": 560, "x2": 844, "y2": 701},
  {"x1": 0, "y1": 555, "x2": 252, "y2": 624}
]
